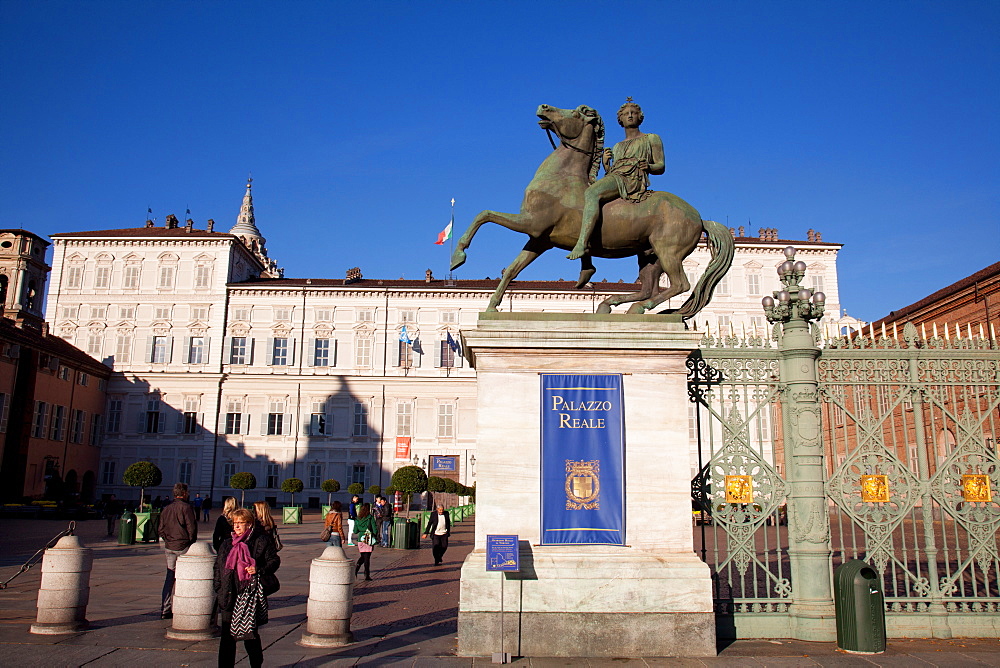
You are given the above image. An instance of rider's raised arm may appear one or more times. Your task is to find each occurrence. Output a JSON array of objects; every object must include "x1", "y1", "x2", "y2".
[{"x1": 646, "y1": 133, "x2": 665, "y2": 176}]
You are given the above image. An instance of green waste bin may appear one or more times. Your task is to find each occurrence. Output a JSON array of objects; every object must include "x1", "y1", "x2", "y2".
[
  {"x1": 391, "y1": 518, "x2": 419, "y2": 549},
  {"x1": 834, "y1": 559, "x2": 886, "y2": 654},
  {"x1": 134, "y1": 510, "x2": 160, "y2": 542},
  {"x1": 118, "y1": 510, "x2": 136, "y2": 545},
  {"x1": 282, "y1": 506, "x2": 302, "y2": 524}
]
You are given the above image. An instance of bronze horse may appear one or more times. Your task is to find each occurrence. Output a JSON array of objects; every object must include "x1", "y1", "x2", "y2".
[{"x1": 450, "y1": 104, "x2": 734, "y2": 316}]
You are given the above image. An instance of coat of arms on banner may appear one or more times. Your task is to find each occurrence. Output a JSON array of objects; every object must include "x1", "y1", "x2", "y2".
[{"x1": 565, "y1": 460, "x2": 600, "y2": 510}]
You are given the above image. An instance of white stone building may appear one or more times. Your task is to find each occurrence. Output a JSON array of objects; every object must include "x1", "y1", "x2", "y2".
[{"x1": 44, "y1": 183, "x2": 858, "y2": 505}]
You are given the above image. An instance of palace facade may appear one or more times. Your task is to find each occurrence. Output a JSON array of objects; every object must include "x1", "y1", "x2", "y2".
[{"x1": 43, "y1": 182, "x2": 856, "y2": 504}]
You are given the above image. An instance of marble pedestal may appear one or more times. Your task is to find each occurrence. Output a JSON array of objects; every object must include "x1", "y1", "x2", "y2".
[{"x1": 458, "y1": 313, "x2": 715, "y2": 658}]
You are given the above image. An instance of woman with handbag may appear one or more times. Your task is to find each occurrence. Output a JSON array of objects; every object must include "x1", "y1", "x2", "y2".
[
  {"x1": 214, "y1": 508, "x2": 280, "y2": 668},
  {"x1": 323, "y1": 500, "x2": 346, "y2": 547},
  {"x1": 353, "y1": 503, "x2": 377, "y2": 581},
  {"x1": 253, "y1": 500, "x2": 282, "y2": 552},
  {"x1": 212, "y1": 496, "x2": 239, "y2": 552}
]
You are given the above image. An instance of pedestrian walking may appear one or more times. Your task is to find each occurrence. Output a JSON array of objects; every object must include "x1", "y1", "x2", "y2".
[
  {"x1": 213, "y1": 496, "x2": 238, "y2": 552},
  {"x1": 193, "y1": 493, "x2": 203, "y2": 517},
  {"x1": 323, "y1": 500, "x2": 346, "y2": 547},
  {"x1": 423, "y1": 504, "x2": 451, "y2": 566},
  {"x1": 156, "y1": 483, "x2": 198, "y2": 619},
  {"x1": 202, "y1": 495, "x2": 212, "y2": 522},
  {"x1": 252, "y1": 501, "x2": 282, "y2": 552},
  {"x1": 346, "y1": 494, "x2": 361, "y2": 546},
  {"x1": 353, "y1": 503, "x2": 377, "y2": 581},
  {"x1": 373, "y1": 495, "x2": 392, "y2": 547},
  {"x1": 104, "y1": 493, "x2": 121, "y2": 537},
  {"x1": 214, "y1": 508, "x2": 280, "y2": 668}
]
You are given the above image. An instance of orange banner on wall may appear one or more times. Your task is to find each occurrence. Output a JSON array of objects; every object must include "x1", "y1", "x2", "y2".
[{"x1": 395, "y1": 437, "x2": 411, "y2": 460}]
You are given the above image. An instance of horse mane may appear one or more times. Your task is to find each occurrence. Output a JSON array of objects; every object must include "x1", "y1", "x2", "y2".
[{"x1": 578, "y1": 106, "x2": 604, "y2": 185}]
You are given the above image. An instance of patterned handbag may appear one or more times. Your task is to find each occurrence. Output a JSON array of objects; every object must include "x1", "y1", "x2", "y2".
[{"x1": 230, "y1": 574, "x2": 268, "y2": 640}]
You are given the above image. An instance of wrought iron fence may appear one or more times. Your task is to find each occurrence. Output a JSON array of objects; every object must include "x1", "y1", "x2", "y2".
[{"x1": 690, "y1": 322, "x2": 1000, "y2": 637}]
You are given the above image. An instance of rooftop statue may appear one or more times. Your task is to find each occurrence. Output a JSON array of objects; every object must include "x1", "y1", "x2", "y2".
[{"x1": 450, "y1": 102, "x2": 734, "y2": 316}]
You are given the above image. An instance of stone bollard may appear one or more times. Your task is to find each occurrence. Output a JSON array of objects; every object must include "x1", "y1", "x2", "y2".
[
  {"x1": 299, "y1": 544, "x2": 355, "y2": 647},
  {"x1": 30, "y1": 535, "x2": 93, "y2": 635},
  {"x1": 167, "y1": 540, "x2": 216, "y2": 640}
]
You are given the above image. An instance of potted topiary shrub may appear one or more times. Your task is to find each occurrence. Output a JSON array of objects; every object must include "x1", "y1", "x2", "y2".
[
  {"x1": 368, "y1": 484, "x2": 381, "y2": 497},
  {"x1": 347, "y1": 482, "x2": 364, "y2": 498},
  {"x1": 321, "y1": 478, "x2": 341, "y2": 517},
  {"x1": 229, "y1": 472, "x2": 257, "y2": 507},
  {"x1": 390, "y1": 465, "x2": 428, "y2": 517},
  {"x1": 122, "y1": 461, "x2": 162, "y2": 542},
  {"x1": 281, "y1": 477, "x2": 304, "y2": 524}
]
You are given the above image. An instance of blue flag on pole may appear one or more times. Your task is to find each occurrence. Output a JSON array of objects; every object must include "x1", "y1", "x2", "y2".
[
  {"x1": 399, "y1": 326, "x2": 412, "y2": 345},
  {"x1": 446, "y1": 331, "x2": 459, "y2": 353}
]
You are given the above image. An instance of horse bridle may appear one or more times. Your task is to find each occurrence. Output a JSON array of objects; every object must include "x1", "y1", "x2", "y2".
[{"x1": 544, "y1": 127, "x2": 597, "y2": 159}]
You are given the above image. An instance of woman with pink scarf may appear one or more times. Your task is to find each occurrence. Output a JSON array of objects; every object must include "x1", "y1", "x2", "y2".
[{"x1": 214, "y1": 508, "x2": 280, "y2": 667}]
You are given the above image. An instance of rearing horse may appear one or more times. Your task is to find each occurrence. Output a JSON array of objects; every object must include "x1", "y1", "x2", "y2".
[{"x1": 450, "y1": 104, "x2": 734, "y2": 316}]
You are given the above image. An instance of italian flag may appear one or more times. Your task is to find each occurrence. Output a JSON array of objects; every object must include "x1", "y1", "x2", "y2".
[{"x1": 434, "y1": 217, "x2": 453, "y2": 245}]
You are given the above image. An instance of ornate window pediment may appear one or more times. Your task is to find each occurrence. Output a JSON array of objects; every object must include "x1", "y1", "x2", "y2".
[
  {"x1": 157, "y1": 252, "x2": 180, "y2": 263},
  {"x1": 743, "y1": 260, "x2": 763, "y2": 270},
  {"x1": 314, "y1": 325, "x2": 334, "y2": 337},
  {"x1": 95, "y1": 252, "x2": 114, "y2": 263},
  {"x1": 272, "y1": 324, "x2": 293, "y2": 336},
  {"x1": 123, "y1": 253, "x2": 142, "y2": 264},
  {"x1": 229, "y1": 324, "x2": 250, "y2": 337}
]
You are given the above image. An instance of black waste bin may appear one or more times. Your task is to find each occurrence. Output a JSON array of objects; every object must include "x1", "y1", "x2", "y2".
[
  {"x1": 118, "y1": 510, "x2": 136, "y2": 545},
  {"x1": 392, "y1": 517, "x2": 419, "y2": 549},
  {"x1": 834, "y1": 559, "x2": 886, "y2": 654}
]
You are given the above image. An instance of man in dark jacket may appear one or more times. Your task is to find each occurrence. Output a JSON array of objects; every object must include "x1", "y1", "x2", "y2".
[
  {"x1": 422, "y1": 505, "x2": 452, "y2": 566},
  {"x1": 157, "y1": 482, "x2": 198, "y2": 619}
]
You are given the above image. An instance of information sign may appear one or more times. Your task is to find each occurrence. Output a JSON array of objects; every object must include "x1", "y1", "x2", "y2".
[{"x1": 486, "y1": 535, "x2": 520, "y2": 572}]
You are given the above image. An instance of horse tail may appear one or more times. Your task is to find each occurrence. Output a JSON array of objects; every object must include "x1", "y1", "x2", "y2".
[{"x1": 671, "y1": 219, "x2": 735, "y2": 318}]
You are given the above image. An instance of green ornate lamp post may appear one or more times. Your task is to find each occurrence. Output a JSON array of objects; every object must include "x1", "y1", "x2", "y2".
[{"x1": 762, "y1": 246, "x2": 835, "y2": 640}]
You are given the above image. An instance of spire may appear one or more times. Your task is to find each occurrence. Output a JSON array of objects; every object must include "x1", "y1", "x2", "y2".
[
  {"x1": 227, "y1": 176, "x2": 283, "y2": 279},
  {"x1": 229, "y1": 176, "x2": 264, "y2": 241}
]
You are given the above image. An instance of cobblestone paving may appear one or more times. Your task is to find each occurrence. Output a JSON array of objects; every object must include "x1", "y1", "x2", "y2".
[{"x1": 1, "y1": 512, "x2": 998, "y2": 666}]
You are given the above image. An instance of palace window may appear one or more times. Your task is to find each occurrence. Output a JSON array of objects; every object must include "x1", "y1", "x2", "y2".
[
  {"x1": 94, "y1": 266, "x2": 111, "y2": 289},
  {"x1": 437, "y1": 403, "x2": 454, "y2": 438},
  {"x1": 308, "y1": 463, "x2": 323, "y2": 489},
  {"x1": 49, "y1": 405, "x2": 66, "y2": 441},
  {"x1": 115, "y1": 332, "x2": 132, "y2": 364},
  {"x1": 271, "y1": 338, "x2": 290, "y2": 366},
  {"x1": 144, "y1": 397, "x2": 164, "y2": 434},
  {"x1": 151, "y1": 336, "x2": 170, "y2": 364},
  {"x1": 101, "y1": 460, "x2": 116, "y2": 485},
  {"x1": 194, "y1": 265, "x2": 213, "y2": 288},
  {"x1": 355, "y1": 337, "x2": 372, "y2": 367},
  {"x1": 122, "y1": 265, "x2": 141, "y2": 289},
  {"x1": 353, "y1": 401, "x2": 369, "y2": 437},
  {"x1": 187, "y1": 337, "x2": 206, "y2": 364},
  {"x1": 396, "y1": 401, "x2": 413, "y2": 436},
  {"x1": 314, "y1": 339, "x2": 331, "y2": 367},
  {"x1": 106, "y1": 399, "x2": 122, "y2": 433},
  {"x1": 230, "y1": 337, "x2": 248, "y2": 365}
]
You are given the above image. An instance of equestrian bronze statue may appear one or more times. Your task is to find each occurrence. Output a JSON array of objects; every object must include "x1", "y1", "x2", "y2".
[{"x1": 450, "y1": 103, "x2": 734, "y2": 316}]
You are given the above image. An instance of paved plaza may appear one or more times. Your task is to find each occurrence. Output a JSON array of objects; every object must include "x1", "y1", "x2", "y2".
[{"x1": 0, "y1": 511, "x2": 998, "y2": 667}]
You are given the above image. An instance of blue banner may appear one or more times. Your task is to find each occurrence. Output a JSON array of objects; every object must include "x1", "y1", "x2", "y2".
[{"x1": 540, "y1": 374, "x2": 624, "y2": 545}]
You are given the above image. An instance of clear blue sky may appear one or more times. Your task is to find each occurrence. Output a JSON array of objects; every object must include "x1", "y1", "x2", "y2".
[{"x1": 2, "y1": 1, "x2": 997, "y2": 322}]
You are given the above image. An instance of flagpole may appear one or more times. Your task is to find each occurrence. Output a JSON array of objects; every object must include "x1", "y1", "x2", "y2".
[{"x1": 449, "y1": 197, "x2": 456, "y2": 280}]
